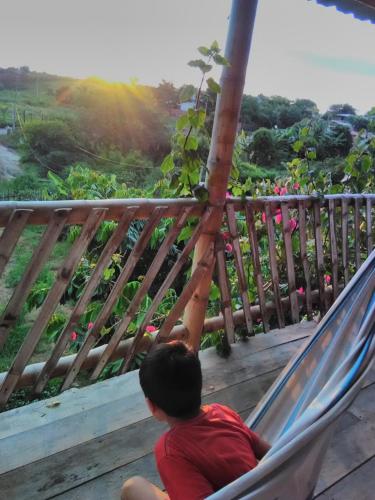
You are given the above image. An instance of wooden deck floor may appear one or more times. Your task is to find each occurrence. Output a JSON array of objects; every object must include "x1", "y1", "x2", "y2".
[{"x1": 1, "y1": 321, "x2": 374, "y2": 500}]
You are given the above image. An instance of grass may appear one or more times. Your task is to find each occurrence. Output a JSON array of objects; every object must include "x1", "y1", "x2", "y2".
[{"x1": 0, "y1": 226, "x2": 72, "y2": 374}]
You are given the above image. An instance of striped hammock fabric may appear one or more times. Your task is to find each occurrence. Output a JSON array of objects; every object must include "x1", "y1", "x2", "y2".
[{"x1": 209, "y1": 250, "x2": 375, "y2": 500}]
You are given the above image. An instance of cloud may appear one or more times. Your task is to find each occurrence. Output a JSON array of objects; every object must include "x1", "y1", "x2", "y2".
[{"x1": 299, "y1": 53, "x2": 375, "y2": 76}]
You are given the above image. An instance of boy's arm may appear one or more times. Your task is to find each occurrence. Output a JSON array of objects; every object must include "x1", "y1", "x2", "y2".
[
  {"x1": 250, "y1": 431, "x2": 271, "y2": 460},
  {"x1": 158, "y1": 454, "x2": 213, "y2": 500}
]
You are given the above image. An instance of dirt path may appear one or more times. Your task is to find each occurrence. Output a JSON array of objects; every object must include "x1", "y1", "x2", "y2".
[{"x1": 0, "y1": 128, "x2": 21, "y2": 180}]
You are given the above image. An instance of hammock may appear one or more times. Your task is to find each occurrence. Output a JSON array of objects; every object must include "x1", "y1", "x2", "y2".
[{"x1": 209, "y1": 250, "x2": 375, "y2": 500}]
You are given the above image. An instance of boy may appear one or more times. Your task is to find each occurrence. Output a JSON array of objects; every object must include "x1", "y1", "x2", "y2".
[{"x1": 122, "y1": 341, "x2": 270, "y2": 500}]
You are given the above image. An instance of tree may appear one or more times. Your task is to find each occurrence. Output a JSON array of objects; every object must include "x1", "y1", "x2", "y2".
[
  {"x1": 154, "y1": 80, "x2": 179, "y2": 111},
  {"x1": 325, "y1": 103, "x2": 356, "y2": 117},
  {"x1": 250, "y1": 128, "x2": 275, "y2": 166}
]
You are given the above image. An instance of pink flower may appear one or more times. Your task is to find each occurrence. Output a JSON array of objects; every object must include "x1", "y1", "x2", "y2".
[
  {"x1": 145, "y1": 325, "x2": 157, "y2": 333},
  {"x1": 225, "y1": 243, "x2": 233, "y2": 253},
  {"x1": 274, "y1": 185, "x2": 280, "y2": 195},
  {"x1": 275, "y1": 212, "x2": 283, "y2": 224},
  {"x1": 261, "y1": 212, "x2": 266, "y2": 223},
  {"x1": 280, "y1": 187, "x2": 288, "y2": 196},
  {"x1": 256, "y1": 317, "x2": 262, "y2": 324},
  {"x1": 293, "y1": 182, "x2": 300, "y2": 190},
  {"x1": 70, "y1": 331, "x2": 78, "y2": 341},
  {"x1": 297, "y1": 287, "x2": 305, "y2": 295},
  {"x1": 222, "y1": 231, "x2": 230, "y2": 240},
  {"x1": 324, "y1": 274, "x2": 331, "y2": 285},
  {"x1": 289, "y1": 218, "x2": 298, "y2": 231},
  {"x1": 87, "y1": 322, "x2": 94, "y2": 330},
  {"x1": 225, "y1": 191, "x2": 231, "y2": 199}
]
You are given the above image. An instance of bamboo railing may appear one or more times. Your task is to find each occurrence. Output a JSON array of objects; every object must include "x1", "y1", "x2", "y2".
[{"x1": 0, "y1": 194, "x2": 373, "y2": 409}]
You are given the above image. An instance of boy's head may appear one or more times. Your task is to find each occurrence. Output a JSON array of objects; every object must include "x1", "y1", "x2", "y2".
[{"x1": 139, "y1": 341, "x2": 202, "y2": 420}]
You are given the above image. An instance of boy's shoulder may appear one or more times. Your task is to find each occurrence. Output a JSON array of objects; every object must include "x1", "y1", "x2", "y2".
[{"x1": 155, "y1": 403, "x2": 244, "y2": 458}]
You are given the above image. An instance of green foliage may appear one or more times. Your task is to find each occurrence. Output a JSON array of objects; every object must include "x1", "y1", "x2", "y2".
[
  {"x1": 249, "y1": 128, "x2": 276, "y2": 166},
  {"x1": 157, "y1": 42, "x2": 227, "y2": 197},
  {"x1": 22, "y1": 119, "x2": 81, "y2": 172}
]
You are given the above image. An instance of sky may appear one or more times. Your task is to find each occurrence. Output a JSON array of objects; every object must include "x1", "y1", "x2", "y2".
[{"x1": 1, "y1": 0, "x2": 375, "y2": 113}]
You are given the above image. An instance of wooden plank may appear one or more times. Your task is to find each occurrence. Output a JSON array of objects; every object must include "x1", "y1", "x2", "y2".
[
  {"x1": 314, "y1": 382, "x2": 375, "y2": 496},
  {"x1": 32, "y1": 207, "x2": 139, "y2": 395},
  {"x1": 341, "y1": 198, "x2": 349, "y2": 285},
  {"x1": 313, "y1": 200, "x2": 326, "y2": 314},
  {"x1": 226, "y1": 204, "x2": 253, "y2": 334},
  {"x1": 264, "y1": 203, "x2": 285, "y2": 328},
  {"x1": 154, "y1": 243, "x2": 215, "y2": 345},
  {"x1": 117, "y1": 208, "x2": 214, "y2": 376},
  {"x1": 354, "y1": 197, "x2": 361, "y2": 270},
  {"x1": 0, "y1": 327, "x2": 312, "y2": 499},
  {"x1": 0, "y1": 208, "x2": 107, "y2": 408},
  {"x1": 315, "y1": 456, "x2": 375, "y2": 500},
  {"x1": 60, "y1": 206, "x2": 167, "y2": 391},
  {"x1": 328, "y1": 199, "x2": 339, "y2": 302},
  {"x1": 0, "y1": 209, "x2": 33, "y2": 279},
  {"x1": 0, "y1": 209, "x2": 70, "y2": 351},
  {"x1": 88, "y1": 208, "x2": 192, "y2": 379},
  {"x1": 244, "y1": 204, "x2": 269, "y2": 332},
  {"x1": 215, "y1": 235, "x2": 235, "y2": 344},
  {"x1": 298, "y1": 200, "x2": 312, "y2": 318},
  {"x1": 54, "y1": 371, "x2": 282, "y2": 500},
  {"x1": 366, "y1": 197, "x2": 373, "y2": 256},
  {"x1": 280, "y1": 203, "x2": 299, "y2": 323}
]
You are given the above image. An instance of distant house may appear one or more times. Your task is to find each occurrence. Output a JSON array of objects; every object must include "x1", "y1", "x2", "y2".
[{"x1": 180, "y1": 100, "x2": 195, "y2": 112}]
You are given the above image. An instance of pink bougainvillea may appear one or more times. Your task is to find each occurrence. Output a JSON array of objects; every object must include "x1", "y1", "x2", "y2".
[
  {"x1": 324, "y1": 274, "x2": 331, "y2": 285},
  {"x1": 225, "y1": 191, "x2": 232, "y2": 199},
  {"x1": 225, "y1": 243, "x2": 233, "y2": 253},
  {"x1": 88, "y1": 322, "x2": 94, "y2": 330},
  {"x1": 297, "y1": 287, "x2": 305, "y2": 295},
  {"x1": 222, "y1": 231, "x2": 230, "y2": 240},
  {"x1": 70, "y1": 331, "x2": 78, "y2": 341},
  {"x1": 275, "y1": 212, "x2": 283, "y2": 224},
  {"x1": 293, "y1": 182, "x2": 300, "y2": 190},
  {"x1": 280, "y1": 187, "x2": 288, "y2": 196},
  {"x1": 289, "y1": 218, "x2": 298, "y2": 231},
  {"x1": 262, "y1": 212, "x2": 266, "y2": 223},
  {"x1": 274, "y1": 185, "x2": 280, "y2": 195},
  {"x1": 145, "y1": 325, "x2": 157, "y2": 333}
]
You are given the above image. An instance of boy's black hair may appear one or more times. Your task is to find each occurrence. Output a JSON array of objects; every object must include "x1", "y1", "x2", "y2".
[{"x1": 139, "y1": 341, "x2": 202, "y2": 419}]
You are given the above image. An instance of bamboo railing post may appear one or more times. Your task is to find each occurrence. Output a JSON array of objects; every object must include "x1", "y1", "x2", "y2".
[
  {"x1": 328, "y1": 199, "x2": 339, "y2": 301},
  {"x1": 341, "y1": 198, "x2": 349, "y2": 285},
  {"x1": 298, "y1": 200, "x2": 313, "y2": 318},
  {"x1": 265, "y1": 203, "x2": 285, "y2": 328},
  {"x1": 183, "y1": 0, "x2": 259, "y2": 350},
  {"x1": 215, "y1": 234, "x2": 235, "y2": 344},
  {"x1": 280, "y1": 203, "x2": 299, "y2": 323},
  {"x1": 313, "y1": 199, "x2": 326, "y2": 315},
  {"x1": 244, "y1": 203, "x2": 269, "y2": 331},
  {"x1": 226, "y1": 204, "x2": 253, "y2": 334}
]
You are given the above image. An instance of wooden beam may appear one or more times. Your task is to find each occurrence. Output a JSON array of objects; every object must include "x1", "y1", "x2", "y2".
[{"x1": 183, "y1": 0, "x2": 259, "y2": 350}]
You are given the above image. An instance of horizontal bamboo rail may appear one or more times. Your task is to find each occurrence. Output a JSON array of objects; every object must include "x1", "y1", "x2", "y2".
[
  {"x1": 0, "y1": 194, "x2": 373, "y2": 226},
  {"x1": 0, "y1": 194, "x2": 373, "y2": 408}
]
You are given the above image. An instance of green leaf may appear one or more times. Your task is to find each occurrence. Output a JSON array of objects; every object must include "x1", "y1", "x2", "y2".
[
  {"x1": 176, "y1": 113, "x2": 190, "y2": 130},
  {"x1": 213, "y1": 54, "x2": 229, "y2": 66},
  {"x1": 160, "y1": 154, "x2": 175, "y2": 175},
  {"x1": 188, "y1": 59, "x2": 212, "y2": 73},
  {"x1": 198, "y1": 46, "x2": 210, "y2": 56},
  {"x1": 300, "y1": 127, "x2": 309, "y2": 137},
  {"x1": 210, "y1": 40, "x2": 219, "y2": 52},
  {"x1": 178, "y1": 225, "x2": 193, "y2": 243},
  {"x1": 361, "y1": 155, "x2": 372, "y2": 172},
  {"x1": 293, "y1": 140, "x2": 304, "y2": 153},
  {"x1": 185, "y1": 136, "x2": 199, "y2": 151},
  {"x1": 187, "y1": 108, "x2": 206, "y2": 128},
  {"x1": 179, "y1": 85, "x2": 195, "y2": 102},
  {"x1": 207, "y1": 77, "x2": 221, "y2": 94},
  {"x1": 307, "y1": 149, "x2": 317, "y2": 160}
]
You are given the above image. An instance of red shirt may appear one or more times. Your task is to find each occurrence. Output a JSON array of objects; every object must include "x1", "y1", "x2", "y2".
[{"x1": 155, "y1": 403, "x2": 261, "y2": 500}]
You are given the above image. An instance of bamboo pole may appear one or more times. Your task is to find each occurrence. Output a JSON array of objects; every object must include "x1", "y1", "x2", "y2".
[{"x1": 183, "y1": 0, "x2": 259, "y2": 350}]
